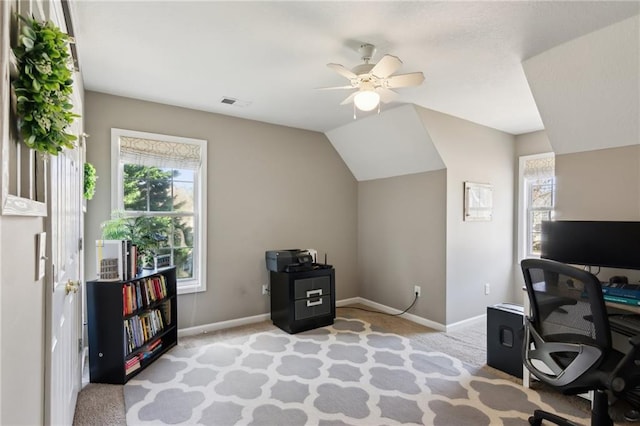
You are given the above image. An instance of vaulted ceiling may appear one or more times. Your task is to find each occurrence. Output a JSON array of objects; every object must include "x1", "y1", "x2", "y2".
[{"x1": 71, "y1": 1, "x2": 640, "y2": 136}]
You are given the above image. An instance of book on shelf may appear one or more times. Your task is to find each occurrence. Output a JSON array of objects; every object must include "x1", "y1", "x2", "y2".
[
  {"x1": 130, "y1": 245, "x2": 138, "y2": 281},
  {"x1": 123, "y1": 309, "x2": 166, "y2": 355},
  {"x1": 122, "y1": 275, "x2": 171, "y2": 317},
  {"x1": 125, "y1": 354, "x2": 141, "y2": 375},
  {"x1": 603, "y1": 294, "x2": 640, "y2": 306},
  {"x1": 601, "y1": 282, "x2": 640, "y2": 300},
  {"x1": 141, "y1": 338, "x2": 163, "y2": 360},
  {"x1": 125, "y1": 364, "x2": 140, "y2": 375},
  {"x1": 143, "y1": 343, "x2": 163, "y2": 360},
  {"x1": 160, "y1": 300, "x2": 172, "y2": 326}
]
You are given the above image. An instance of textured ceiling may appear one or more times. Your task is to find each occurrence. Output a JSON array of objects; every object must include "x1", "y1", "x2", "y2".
[{"x1": 72, "y1": 1, "x2": 640, "y2": 135}]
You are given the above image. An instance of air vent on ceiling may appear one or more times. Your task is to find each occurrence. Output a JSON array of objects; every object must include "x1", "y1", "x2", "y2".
[{"x1": 220, "y1": 97, "x2": 252, "y2": 108}]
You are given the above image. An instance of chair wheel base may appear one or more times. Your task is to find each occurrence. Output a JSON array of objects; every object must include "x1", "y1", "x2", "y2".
[{"x1": 529, "y1": 409, "x2": 576, "y2": 426}]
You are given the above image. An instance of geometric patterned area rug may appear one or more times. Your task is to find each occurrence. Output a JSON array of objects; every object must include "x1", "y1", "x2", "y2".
[{"x1": 124, "y1": 317, "x2": 589, "y2": 425}]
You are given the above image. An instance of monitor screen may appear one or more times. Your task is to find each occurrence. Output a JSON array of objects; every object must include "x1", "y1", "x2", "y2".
[{"x1": 541, "y1": 220, "x2": 640, "y2": 270}]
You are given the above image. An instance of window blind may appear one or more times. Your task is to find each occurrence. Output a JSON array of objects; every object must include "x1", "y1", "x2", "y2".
[
  {"x1": 119, "y1": 136, "x2": 202, "y2": 170},
  {"x1": 523, "y1": 156, "x2": 554, "y2": 180}
]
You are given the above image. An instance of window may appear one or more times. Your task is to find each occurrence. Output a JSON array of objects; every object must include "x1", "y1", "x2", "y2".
[
  {"x1": 111, "y1": 128, "x2": 207, "y2": 294},
  {"x1": 518, "y1": 153, "x2": 555, "y2": 259},
  {"x1": 526, "y1": 177, "x2": 555, "y2": 255}
]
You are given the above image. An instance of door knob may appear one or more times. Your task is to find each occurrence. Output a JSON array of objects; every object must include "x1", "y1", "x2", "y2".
[{"x1": 65, "y1": 280, "x2": 80, "y2": 295}]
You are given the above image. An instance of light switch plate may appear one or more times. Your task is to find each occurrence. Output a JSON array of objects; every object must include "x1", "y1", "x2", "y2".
[{"x1": 36, "y1": 232, "x2": 46, "y2": 280}]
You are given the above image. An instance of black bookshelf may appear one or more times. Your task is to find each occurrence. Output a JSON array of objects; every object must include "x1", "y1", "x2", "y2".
[{"x1": 87, "y1": 266, "x2": 177, "y2": 384}]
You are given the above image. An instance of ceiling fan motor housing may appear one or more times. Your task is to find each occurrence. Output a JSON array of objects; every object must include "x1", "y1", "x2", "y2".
[
  {"x1": 358, "y1": 43, "x2": 376, "y2": 62},
  {"x1": 351, "y1": 63, "x2": 375, "y2": 77},
  {"x1": 352, "y1": 44, "x2": 381, "y2": 85}
]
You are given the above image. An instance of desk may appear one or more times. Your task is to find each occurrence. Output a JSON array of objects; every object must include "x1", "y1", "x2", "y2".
[
  {"x1": 606, "y1": 301, "x2": 640, "y2": 315},
  {"x1": 606, "y1": 303, "x2": 640, "y2": 354}
]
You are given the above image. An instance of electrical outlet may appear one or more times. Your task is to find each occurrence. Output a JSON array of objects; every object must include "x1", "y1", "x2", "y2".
[
  {"x1": 414, "y1": 285, "x2": 421, "y2": 297},
  {"x1": 262, "y1": 284, "x2": 269, "y2": 295},
  {"x1": 484, "y1": 283, "x2": 490, "y2": 295}
]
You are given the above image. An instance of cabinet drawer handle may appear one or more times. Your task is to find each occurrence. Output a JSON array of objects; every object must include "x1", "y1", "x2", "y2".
[
  {"x1": 307, "y1": 298, "x2": 323, "y2": 307},
  {"x1": 307, "y1": 289, "x2": 322, "y2": 298}
]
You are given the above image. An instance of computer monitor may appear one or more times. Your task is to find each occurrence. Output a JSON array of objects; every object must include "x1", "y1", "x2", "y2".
[{"x1": 540, "y1": 220, "x2": 640, "y2": 270}]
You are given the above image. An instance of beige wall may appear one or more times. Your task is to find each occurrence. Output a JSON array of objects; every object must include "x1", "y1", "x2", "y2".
[
  {"x1": 549, "y1": 145, "x2": 640, "y2": 282},
  {"x1": 84, "y1": 92, "x2": 358, "y2": 328},
  {"x1": 358, "y1": 170, "x2": 447, "y2": 323},
  {"x1": 513, "y1": 138, "x2": 640, "y2": 286},
  {"x1": 515, "y1": 130, "x2": 552, "y2": 157},
  {"x1": 555, "y1": 145, "x2": 640, "y2": 221},
  {"x1": 418, "y1": 107, "x2": 516, "y2": 324},
  {"x1": 0, "y1": 216, "x2": 46, "y2": 425}
]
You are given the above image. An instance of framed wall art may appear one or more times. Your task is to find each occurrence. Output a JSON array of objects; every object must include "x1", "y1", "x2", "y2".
[{"x1": 464, "y1": 181, "x2": 492, "y2": 221}]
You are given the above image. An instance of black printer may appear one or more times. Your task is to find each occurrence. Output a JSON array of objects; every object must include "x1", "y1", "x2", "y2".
[{"x1": 265, "y1": 249, "x2": 314, "y2": 272}]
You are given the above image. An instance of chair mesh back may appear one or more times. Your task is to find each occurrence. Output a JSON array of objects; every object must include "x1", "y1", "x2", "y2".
[{"x1": 523, "y1": 259, "x2": 611, "y2": 351}]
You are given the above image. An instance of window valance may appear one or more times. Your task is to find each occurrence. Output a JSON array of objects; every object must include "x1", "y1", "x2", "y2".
[
  {"x1": 119, "y1": 136, "x2": 202, "y2": 170},
  {"x1": 523, "y1": 155, "x2": 554, "y2": 180}
]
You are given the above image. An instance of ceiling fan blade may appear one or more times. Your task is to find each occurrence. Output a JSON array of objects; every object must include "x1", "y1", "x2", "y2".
[
  {"x1": 385, "y1": 72, "x2": 425, "y2": 88},
  {"x1": 339, "y1": 92, "x2": 358, "y2": 106},
  {"x1": 315, "y1": 85, "x2": 356, "y2": 90},
  {"x1": 327, "y1": 63, "x2": 357, "y2": 80},
  {"x1": 370, "y1": 54, "x2": 402, "y2": 78},
  {"x1": 377, "y1": 87, "x2": 399, "y2": 104}
]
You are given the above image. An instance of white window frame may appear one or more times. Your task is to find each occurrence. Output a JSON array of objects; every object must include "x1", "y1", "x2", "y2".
[
  {"x1": 525, "y1": 177, "x2": 555, "y2": 257},
  {"x1": 111, "y1": 128, "x2": 207, "y2": 295},
  {"x1": 517, "y1": 152, "x2": 555, "y2": 261}
]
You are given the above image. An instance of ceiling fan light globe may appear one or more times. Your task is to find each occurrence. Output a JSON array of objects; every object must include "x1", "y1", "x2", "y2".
[{"x1": 354, "y1": 90, "x2": 380, "y2": 111}]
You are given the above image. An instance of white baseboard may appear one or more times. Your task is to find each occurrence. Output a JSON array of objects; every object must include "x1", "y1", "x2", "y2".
[
  {"x1": 444, "y1": 313, "x2": 486, "y2": 332},
  {"x1": 178, "y1": 296, "x2": 479, "y2": 337},
  {"x1": 178, "y1": 312, "x2": 270, "y2": 338},
  {"x1": 337, "y1": 297, "x2": 446, "y2": 332},
  {"x1": 335, "y1": 297, "x2": 361, "y2": 307}
]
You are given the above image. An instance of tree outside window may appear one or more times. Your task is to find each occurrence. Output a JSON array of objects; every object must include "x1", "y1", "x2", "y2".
[{"x1": 123, "y1": 164, "x2": 195, "y2": 279}]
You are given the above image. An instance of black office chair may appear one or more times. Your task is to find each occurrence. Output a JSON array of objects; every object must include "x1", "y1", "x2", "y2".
[{"x1": 521, "y1": 258, "x2": 640, "y2": 426}]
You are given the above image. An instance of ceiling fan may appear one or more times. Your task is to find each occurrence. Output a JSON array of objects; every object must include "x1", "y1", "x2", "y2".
[{"x1": 320, "y1": 43, "x2": 425, "y2": 114}]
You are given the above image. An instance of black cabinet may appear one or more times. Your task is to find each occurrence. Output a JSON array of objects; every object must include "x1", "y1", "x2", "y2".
[
  {"x1": 487, "y1": 303, "x2": 524, "y2": 378},
  {"x1": 87, "y1": 267, "x2": 177, "y2": 384},
  {"x1": 270, "y1": 267, "x2": 335, "y2": 333}
]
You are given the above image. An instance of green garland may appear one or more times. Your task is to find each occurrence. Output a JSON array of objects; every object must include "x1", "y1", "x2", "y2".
[
  {"x1": 12, "y1": 15, "x2": 79, "y2": 155},
  {"x1": 84, "y1": 162, "x2": 97, "y2": 200}
]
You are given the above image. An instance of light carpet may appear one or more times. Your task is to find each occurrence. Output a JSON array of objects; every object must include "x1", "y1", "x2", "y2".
[{"x1": 124, "y1": 317, "x2": 589, "y2": 425}]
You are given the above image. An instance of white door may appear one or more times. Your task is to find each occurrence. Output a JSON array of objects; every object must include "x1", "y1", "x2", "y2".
[
  {"x1": 46, "y1": 132, "x2": 83, "y2": 425},
  {"x1": 44, "y1": 5, "x2": 84, "y2": 415}
]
